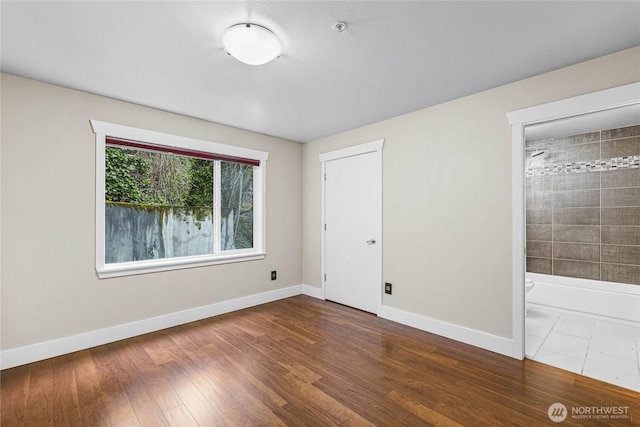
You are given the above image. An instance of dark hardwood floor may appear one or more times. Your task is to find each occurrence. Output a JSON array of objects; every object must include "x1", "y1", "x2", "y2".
[{"x1": 1, "y1": 295, "x2": 638, "y2": 426}]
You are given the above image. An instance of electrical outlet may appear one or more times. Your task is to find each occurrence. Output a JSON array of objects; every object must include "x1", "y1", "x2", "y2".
[
  {"x1": 271, "y1": 271, "x2": 277, "y2": 281},
  {"x1": 385, "y1": 282, "x2": 392, "y2": 294}
]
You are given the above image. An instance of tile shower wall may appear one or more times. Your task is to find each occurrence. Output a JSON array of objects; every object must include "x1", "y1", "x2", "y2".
[{"x1": 526, "y1": 125, "x2": 640, "y2": 285}]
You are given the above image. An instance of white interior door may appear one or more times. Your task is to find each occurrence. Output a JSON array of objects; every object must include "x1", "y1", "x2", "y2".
[{"x1": 323, "y1": 144, "x2": 382, "y2": 314}]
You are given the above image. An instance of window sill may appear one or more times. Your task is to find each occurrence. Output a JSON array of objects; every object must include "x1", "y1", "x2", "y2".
[{"x1": 96, "y1": 252, "x2": 266, "y2": 279}]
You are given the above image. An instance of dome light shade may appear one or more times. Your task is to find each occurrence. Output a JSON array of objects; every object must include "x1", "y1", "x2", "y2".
[{"x1": 222, "y1": 23, "x2": 281, "y2": 65}]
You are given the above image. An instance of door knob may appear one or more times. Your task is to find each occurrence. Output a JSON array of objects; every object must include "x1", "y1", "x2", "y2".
[{"x1": 366, "y1": 239, "x2": 376, "y2": 245}]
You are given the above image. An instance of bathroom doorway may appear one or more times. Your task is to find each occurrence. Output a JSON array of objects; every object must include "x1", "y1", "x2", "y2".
[{"x1": 508, "y1": 83, "x2": 640, "y2": 392}]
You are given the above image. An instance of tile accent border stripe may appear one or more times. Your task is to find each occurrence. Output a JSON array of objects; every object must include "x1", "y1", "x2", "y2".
[{"x1": 526, "y1": 155, "x2": 639, "y2": 177}]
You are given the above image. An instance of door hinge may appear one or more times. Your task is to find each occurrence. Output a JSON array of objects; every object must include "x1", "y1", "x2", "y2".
[
  {"x1": 324, "y1": 224, "x2": 326, "y2": 231},
  {"x1": 324, "y1": 274, "x2": 326, "y2": 281},
  {"x1": 324, "y1": 173, "x2": 326, "y2": 181}
]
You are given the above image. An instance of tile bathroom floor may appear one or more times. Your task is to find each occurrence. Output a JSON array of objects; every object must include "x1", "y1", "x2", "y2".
[{"x1": 526, "y1": 304, "x2": 640, "y2": 392}]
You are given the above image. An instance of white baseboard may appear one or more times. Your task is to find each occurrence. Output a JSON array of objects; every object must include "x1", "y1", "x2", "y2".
[
  {"x1": 378, "y1": 305, "x2": 514, "y2": 358},
  {"x1": 0, "y1": 285, "x2": 303, "y2": 370},
  {"x1": 300, "y1": 284, "x2": 324, "y2": 299},
  {"x1": 1, "y1": 285, "x2": 514, "y2": 370}
]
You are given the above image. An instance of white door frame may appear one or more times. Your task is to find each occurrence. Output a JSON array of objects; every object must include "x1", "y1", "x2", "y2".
[
  {"x1": 319, "y1": 139, "x2": 384, "y2": 312},
  {"x1": 507, "y1": 82, "x2": 640, "y2": 359}
]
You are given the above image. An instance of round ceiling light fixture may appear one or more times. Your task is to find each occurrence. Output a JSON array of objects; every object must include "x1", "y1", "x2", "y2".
[{"x1": 222, "y1": 23, "x2": 281, "y2": 65}]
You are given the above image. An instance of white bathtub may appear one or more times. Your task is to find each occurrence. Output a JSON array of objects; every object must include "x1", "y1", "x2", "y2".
[{"x1": 526, "y1": 273, "x2": 640, "y2": 325}]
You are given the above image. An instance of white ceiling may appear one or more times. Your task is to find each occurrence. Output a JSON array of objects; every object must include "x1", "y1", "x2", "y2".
[{"x1": 2, "y1": 1, "x2": 639, "y2": 143}]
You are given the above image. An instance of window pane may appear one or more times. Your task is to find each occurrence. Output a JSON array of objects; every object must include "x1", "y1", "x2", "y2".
[
  {"x1": 105, "y1": 147, "x2": 214, "y2": 263},
  {"x1": 221, "y1": 162, "x2": 254, "y2": 250}
]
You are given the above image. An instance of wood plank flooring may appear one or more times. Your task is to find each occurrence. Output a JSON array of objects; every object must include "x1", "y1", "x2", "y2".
[{"x1": 2, "y1": 295, "x2": 638, "y2": 426}]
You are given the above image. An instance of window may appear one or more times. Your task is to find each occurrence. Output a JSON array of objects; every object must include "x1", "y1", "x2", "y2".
[{"x1": 91, "y1": 120, "x2": 268, "y2": 278}]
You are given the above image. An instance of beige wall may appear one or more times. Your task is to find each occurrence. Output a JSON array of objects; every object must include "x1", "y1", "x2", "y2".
[
  {"x1": 302, "y1": 47, "x2": 640, "y2": 338},
  {"x1": 2, "y1": 46, "x2": 639, "y2": 353},
  {"x1": 1, "y1": 74, "x2": 302, "y2": 350}
]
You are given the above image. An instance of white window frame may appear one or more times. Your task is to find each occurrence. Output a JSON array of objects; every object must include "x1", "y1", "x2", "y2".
[{"x1": 91, "y1": 120, "x2": 268, "y2": 278}]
